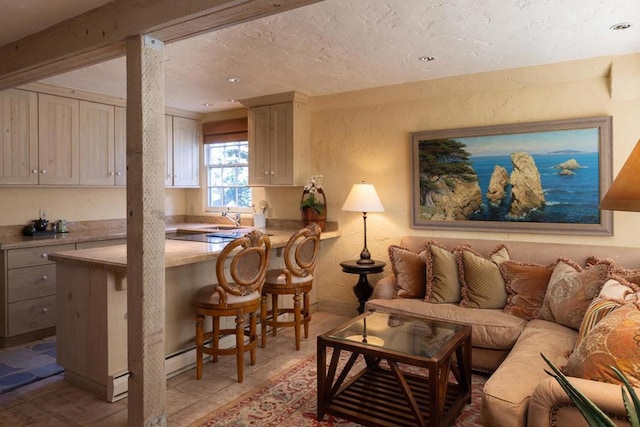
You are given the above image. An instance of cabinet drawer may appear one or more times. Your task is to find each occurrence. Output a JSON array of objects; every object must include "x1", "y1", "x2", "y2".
[
  {"x1": 8, "y1": 295, "x2": 56, "y2": 336},
  {"x1": 7, "y1": 264, "x2": 56, "y2": 303},
  {"x1": 7, "y1": 243, "x2": 75, "y2": 268}
]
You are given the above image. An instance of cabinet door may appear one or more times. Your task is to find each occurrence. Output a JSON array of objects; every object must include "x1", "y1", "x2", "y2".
[
  {"x1": 0, "y1": 89, "x2": 38, "y2": 185},
  {"x1": 172, "y1": 116, "x2": 199, "y2": 187},
  {"x1": 38, "y1": 94, "x2": 80, "y2": 185},
  {"x1": 165, "y1": 115, "x2": 173, "y2": 186},
  {"x1": 269, "y1": 102, "x2": 294, "y2": 185},
  {"x1": 114, "y1": 106, "x2": 126, "y2": 186},
  {"x1": 248, "y1": 105, "x2": 271, "y2": 186},
  {"x1": 79, "y1": 101, "x2": 115, "y2": 185}
]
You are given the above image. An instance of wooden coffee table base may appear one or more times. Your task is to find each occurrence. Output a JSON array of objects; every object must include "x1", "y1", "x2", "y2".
[{"x1": 317, "y1": 312, "x2": 472, "y2": 427}]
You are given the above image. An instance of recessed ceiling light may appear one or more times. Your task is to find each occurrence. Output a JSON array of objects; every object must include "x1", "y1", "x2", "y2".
[
  {"x1": 227, "y1": 77, "x2": 240, "y2": 83},
  {"x1": 418, "y1": 56, "x2": 435, "y2": 62},
  {"x1": 610, "y1": 22, "x2": 632, "y2": 31},
  {"x1": 203, "y1": 103, "x2": 214, "y2": 106},
  {"x1": 228, "y1": 99, "x2": 238, "y2": 103}
]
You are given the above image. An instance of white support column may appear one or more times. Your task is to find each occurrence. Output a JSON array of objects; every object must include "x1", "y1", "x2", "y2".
[{"x1": 126, "y1": 34, "x2": 167, "y2": 426}]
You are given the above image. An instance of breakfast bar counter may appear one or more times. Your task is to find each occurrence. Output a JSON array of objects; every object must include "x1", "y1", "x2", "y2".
[{"x1": 48, "y1": 226, "x2": 339, "y2": 401}]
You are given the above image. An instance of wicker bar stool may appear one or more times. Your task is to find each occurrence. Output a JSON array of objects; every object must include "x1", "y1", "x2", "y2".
[
  {"x1": 260, "y1": 223, "x2": 321, "y2": 350},
  {"x1": 192, "y1": 230, "x2": 271, "y2": 383}
]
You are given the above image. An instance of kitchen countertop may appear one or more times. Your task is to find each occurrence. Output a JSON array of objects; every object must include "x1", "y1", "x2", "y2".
[{"x1": 45, "y1": 224, "x2": 340, "y2": 274}]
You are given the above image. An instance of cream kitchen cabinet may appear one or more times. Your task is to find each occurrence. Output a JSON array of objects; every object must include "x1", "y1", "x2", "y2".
[
  {"x1": 0, "y1": 237, "x2": 127, "y2": 347},
  {"x1": 0, "y1": 89, "x2": 39, "y2": 185},
  {"x1": 38, "y1": 93, "x2": 80, "y2": 185},
  {"x1": 79, "y1": 101, "x2": 116, "y2": 186},
  {"x1": 242, "y1": 91, "x2": 310, "y2": 186},
  {"x1": 0, "y1": 243, "x2": 75, "y2": 346},
  {"x1": 166, "y1": 115, "x2": 200, "y2": 187},
  {"x1": 114, "y1": 106, "x2": 127, "y2": 186}
]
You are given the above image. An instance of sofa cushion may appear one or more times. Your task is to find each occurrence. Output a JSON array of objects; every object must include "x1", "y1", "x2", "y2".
[
  {"x1": 388, "y1": 245, "x2": 427, "y2": 299},
  {"x1": 565, "y1": 302, "x2": 640, "y2": 387},
  {"x1": 575, "y1": 278, "x2": 639, "y2": 346},
  {"x1": 538, "y1": 258, "x2": 613, "y2": 330},
  {"x1": 501, "y1": 261, "x2": 555, "y2": 321},
  {"x1": 365, "y1": 298, "x2": 526, "y2": 351},
  {"x1": 481, "y1": 319, "x2": 576, "y2": 427},
  {"x1": 425, "y1": 241, "x2": 460, "y2": 304},
  {"x1": 456, "y1": 245, "x2": 510, "y2": 309}
]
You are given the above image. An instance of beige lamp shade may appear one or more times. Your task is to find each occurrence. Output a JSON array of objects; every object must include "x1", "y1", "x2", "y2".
[
  {"x1": 341, "y1": 183, "x2": 385, "y2": 213},
  {"x1": 600, "y1": 139, "x2": 640, "y2": 212}
]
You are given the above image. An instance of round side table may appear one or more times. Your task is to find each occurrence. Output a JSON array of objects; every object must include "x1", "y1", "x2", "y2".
[{"x1": 340, "y1": 260, "x2": 386, "y2": 314}]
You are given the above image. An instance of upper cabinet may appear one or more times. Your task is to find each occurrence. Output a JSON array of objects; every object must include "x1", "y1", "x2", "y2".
[
  {"x1": 0, "y1": 89, "x2": 38, "y2": 185},
  {"x1": 114, "y1": 107, "x2": 127, "y2": 186},
  {"x1": 79, "y1": 101, "x2": 115, "y2": 186},
  {"x1": 241, "y1": 91, "x2": 310, "y2": 186},
  {"x1": 167, "y1": 116, "x2": 199, "y2": 187},
  {"x1": 38, "y1": 94, "x2": 80, "y2": 185}
]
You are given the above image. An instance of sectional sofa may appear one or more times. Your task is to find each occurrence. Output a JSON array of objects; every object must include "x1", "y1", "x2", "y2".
[{"x1": 365, "y1": 236, "x2": 640, "y2": 427}]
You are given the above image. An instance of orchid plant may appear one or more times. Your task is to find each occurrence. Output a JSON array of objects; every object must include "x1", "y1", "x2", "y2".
[{"x1": 300, "y1": 174, "x2": 325, "y2": 214}]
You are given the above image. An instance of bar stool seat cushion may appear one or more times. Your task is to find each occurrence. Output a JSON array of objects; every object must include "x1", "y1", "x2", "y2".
[
  {"x1": 193, "y1": 285, "x2": 261, "y2": 308},
  {"x1": 265, "y1": 270, "x2": 314, "y2": 286}
]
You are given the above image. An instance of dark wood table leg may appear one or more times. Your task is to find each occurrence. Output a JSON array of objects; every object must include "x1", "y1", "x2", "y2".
[{"x1": 353, "y1": 273, "x2": 373, "y2": 314}]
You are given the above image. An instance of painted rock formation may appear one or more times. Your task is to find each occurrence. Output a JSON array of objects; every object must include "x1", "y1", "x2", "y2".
[
  {"x1": 487, "y1": 165, "x2": 509, "y2": 205},
  {"x1": 508, "y1": 151, "x2": 545, "y2": 218},
  {"x1": 423, "y1": 175, "x2": 483, "y2": 220}
]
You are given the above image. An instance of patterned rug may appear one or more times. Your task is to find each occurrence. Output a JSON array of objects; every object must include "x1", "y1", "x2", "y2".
[
  {"x1": 192, "y1": 352, "x2": 487, "y2": 426},
  {"x1": 0, "y1": 337, "x2": 62, "y2": 394}
]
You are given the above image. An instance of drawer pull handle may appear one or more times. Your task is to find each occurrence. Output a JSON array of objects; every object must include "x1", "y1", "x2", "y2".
[
  {"x1": 41, "y1": 307, "x2": 48, "y2": 314},
  {"x1": 41, "y1": 253, "x2": 48, "y2": 259},
  {"x1": 42, "y1": 275, "x2": 48, "y2": 280}
]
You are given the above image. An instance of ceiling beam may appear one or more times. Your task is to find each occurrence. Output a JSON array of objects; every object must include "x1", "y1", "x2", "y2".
[{"x1": 0, "y1": 0, "x2": 323, "y2": 91}]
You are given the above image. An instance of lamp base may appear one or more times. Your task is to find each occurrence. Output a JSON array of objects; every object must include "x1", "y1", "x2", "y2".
[
  {"x1": 356, "y1": 258, "x2": 375, "y2": 265},
  {"x1": 357, "y1": 246, "x2": 374, "y2": 264}
]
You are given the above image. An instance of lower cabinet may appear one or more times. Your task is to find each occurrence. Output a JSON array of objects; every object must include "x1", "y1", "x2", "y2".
[{"x1": 0, "y1": 238, "x2": 127, "y2": 347}]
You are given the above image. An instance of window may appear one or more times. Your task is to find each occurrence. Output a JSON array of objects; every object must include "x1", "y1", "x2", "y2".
[{"x1": 204, "y1": 141, "x2": 251, "y2": 210}]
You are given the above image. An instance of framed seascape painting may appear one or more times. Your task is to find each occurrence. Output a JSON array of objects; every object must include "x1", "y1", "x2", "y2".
[{"x1": 410, "y1": 116, "x2": 613, "y2": 235}]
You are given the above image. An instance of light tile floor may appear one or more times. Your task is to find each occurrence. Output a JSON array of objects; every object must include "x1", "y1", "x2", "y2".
[{"x1": 0, "y1": 312, "x2": 349, "y2": 426}]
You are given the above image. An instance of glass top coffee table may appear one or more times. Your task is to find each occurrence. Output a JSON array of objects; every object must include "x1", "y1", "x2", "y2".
[{"x1": 317, "y1": 310, "x2": 472, "y2": 427}]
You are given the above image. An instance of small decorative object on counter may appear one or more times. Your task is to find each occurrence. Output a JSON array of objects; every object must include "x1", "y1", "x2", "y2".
[{"x1": 300, "y1": 174, "x2": 326, "y2": 231}]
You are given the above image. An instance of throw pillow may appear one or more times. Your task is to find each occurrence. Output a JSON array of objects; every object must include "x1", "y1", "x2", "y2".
[
  {"x1": 500, "y1": 260, "x2": 555, "y2": 320},
  {"x1": 424, "y1": 241, "x2": 461, "y2": 304},
  {"x1": 565, "y1": 302, "x2": 640, "y2": 387},
  {"x1": 538, "y1": 258, "x2": 613, "y2": 330},
  {"x1": 575, "y1": 278, "x2": 640, "y2": 346},
  {"x1": 455, "y1": 245, "x2": 510, "y2": 309},
  {"x1": 388, "y1": 245, "x2": 427, "y2": 299}
]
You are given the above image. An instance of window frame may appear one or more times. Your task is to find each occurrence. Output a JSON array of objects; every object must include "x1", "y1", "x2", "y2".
[{"x1": 203, "y1": 140, "x2": 252, "y2": 213}]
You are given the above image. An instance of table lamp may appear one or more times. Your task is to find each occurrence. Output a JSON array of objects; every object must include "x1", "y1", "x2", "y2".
[
  {"x1": 600, "y1": 139, "x2": 640, "y2": 211},
  {"x1": 341, "y1": 182, "x2": 384, "y2": 264}
]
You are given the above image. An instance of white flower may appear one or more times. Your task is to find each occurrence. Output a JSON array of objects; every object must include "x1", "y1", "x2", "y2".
[{"x1": 304, "y1": 174, "x2": 323, "y2": 194}]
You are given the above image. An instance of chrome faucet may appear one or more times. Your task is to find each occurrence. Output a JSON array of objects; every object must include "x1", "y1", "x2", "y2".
[{"x1": 221, "y1": 210, "x2": 241, "y2": 227}]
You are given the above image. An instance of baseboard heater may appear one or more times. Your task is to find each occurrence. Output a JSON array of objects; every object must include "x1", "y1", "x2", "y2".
[{"x1": 106, "y1": 315, "x2": 285, "y2": 402}]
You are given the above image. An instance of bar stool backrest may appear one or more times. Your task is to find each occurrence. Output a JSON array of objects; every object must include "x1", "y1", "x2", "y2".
[{"x1": 284, "y1": 223, "x2": 321, "y2": 279}]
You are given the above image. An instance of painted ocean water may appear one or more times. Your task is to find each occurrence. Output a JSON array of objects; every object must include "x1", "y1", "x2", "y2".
[{"x1": 468, "y1": 152, "x2": 600, "y2": 224}]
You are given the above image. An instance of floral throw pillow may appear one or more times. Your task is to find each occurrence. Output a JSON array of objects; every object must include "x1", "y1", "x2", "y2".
[
  {"x1": 537, "y1": 258, "x2": 613, "y2": 330},
  {"x1": 500, "y1": 260, "x2": 555, "y2": 320},
  {"x1": 565, "y1": 302, "x2": 640, "y2": 387},
  {"x1": 455, "y1": 245, "x2": 510, "y2": 309},
  {"x1": 388, "y1": 245, "x2": 427, "y2": 299}
]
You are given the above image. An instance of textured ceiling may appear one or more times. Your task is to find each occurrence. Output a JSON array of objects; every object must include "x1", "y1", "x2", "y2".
[{"x1": 3, "y1": 0, "x2": 639, "y2": 113}]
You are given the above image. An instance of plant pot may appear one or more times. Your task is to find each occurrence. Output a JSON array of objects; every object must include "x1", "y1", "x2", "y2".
[
  {"x1": 301, "y1": 206, "x2": 326, "y2": 231},
  {"x1": 300, "y1": 188, "x2": 327, "y2": 231}
]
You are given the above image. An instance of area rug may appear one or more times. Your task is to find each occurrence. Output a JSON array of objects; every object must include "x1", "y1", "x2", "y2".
[
  {"x1": 0, "y1": 337, "x2": 63, "y2": 394},
  {"x1": 192, "y1": 352, "x2": 487, "y2": 426}
]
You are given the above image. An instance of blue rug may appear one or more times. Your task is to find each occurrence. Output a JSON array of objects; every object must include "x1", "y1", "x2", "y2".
[{"x1": 0, "y1": 338, "x2": 63, "y2": 393}]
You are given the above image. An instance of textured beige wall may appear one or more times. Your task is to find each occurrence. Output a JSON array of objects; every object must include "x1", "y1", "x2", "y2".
[
  {"x1": 305, "y1": 54, "x2": 640, "y2": 310},
  {"x1": 0, "y1": 187, "x2": 186, "y2": 225}
]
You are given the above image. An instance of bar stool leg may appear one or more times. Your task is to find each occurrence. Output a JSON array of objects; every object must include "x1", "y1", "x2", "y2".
[
  {"x1": 195, "y1": 313, "x2": 204, "y2": 380},
  {"x1": 260, "y1": 294, "x2": 268, "y2": 348},
  {"x1": 293, "y1": 292, "x2": 302, "y2": 351},
  {"x1": 304, "y1": 291, "x2": 311, "y2": 339},
  {"x1": 212, "y1": 315, "x2": 220, "y2": 363},
  {"x1": 271, "y1": 294, "x2": 278, "y2": 337},
  {"x1": 235, "y1": 313, "x2": 245, "y2": 383},
  {"x1": 250, "y1": 311, "x2": 257, "y2": 366}
]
